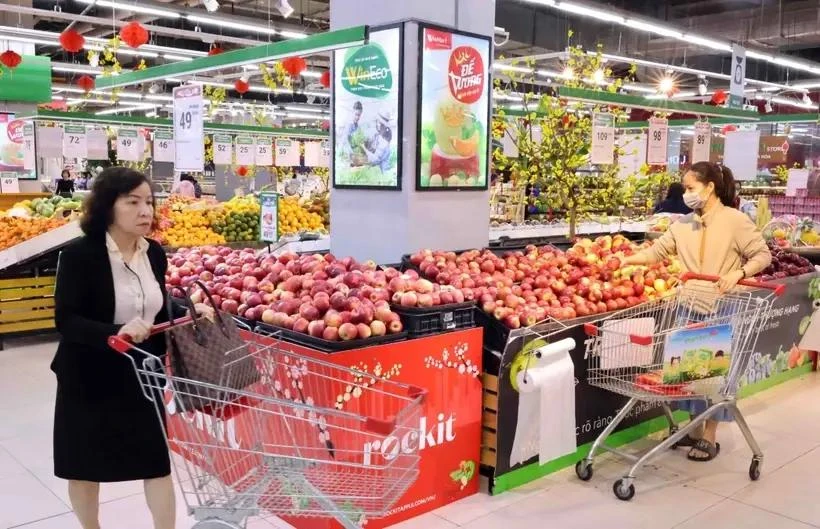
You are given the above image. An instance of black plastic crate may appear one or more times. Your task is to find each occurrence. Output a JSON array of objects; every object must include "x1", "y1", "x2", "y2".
[
  {"x1": 390, "y1": 302, "x2": 477, "y2": 338},
  {"x1": 254, "y1": 322, "x2": 408, "y2": 353}
]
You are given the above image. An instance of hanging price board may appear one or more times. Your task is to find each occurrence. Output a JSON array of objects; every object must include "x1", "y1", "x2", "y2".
[
  {"x1": 259, "y1": 192, "x2": 279, "y2": 243},
  {"x1": 116, "y1": 129, "x2": 141, "y2": 161},
  {"x1": 235, "y1": 136, "x2": 255, "y2": 166},
  {"x1": 173, "y1": 84, "x2": 205, "y2": 172},
  {"x1": 590, "y1": 113, "x2": 615, "y2": 165},
  {"x1": 212, "y1": 134, "x2": 233, "y2": 165},
  {"x1": 274, "y1": 138, "x2": 300, "y2": 167},
  {"x1": 22, "y1": 124, "x2": 35, "y2": 170},
  {"x1": 87, "y1": 129, "x2": 109, "y2": 160},
  {"x1": 37, "y1": 126, "x2": 63, "y2": 158},
  {"x1": 691, "y1": 121, "x2": 712, "y2": 163},
  {"x1": 647, "y1": 117, "x2": 669, "y2": 165},
  {"x1": 62, "y1": 125, "x2": 87, "y2": 159},
  {"x1": 303, "y1": 141, "x2": 324, "y2": 167},
  {"x1": 320, "y1": 140, "x2": 330, "y2": 167},
  {"x1": 153, "y1": 130, "x2": 175, "y2": 163},
  {"x1": 0, "y1": 172, "x2": 20, "y2": 193},
  {"x1": 256, "y1": 137, "x2": 273, "y2": 166}
]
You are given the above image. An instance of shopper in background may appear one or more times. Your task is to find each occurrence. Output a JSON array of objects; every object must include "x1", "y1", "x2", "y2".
[
  {"x1": 52, "y1": 167, "x2": 212, "y2": 529},
  {"x1": 733, "y1": 181, "x2": 758, "y2": 222},
  {"x1": 180, "y1": 172, "x2": 203, "y2": 198},
  {"x1": 622, "y1": 161, "x2": 771, "y2": 462},
  {"x1": 55, "y1": 169, "x2": 75, "y2": 197},
  {"x1": 654, "y1": 182, "x2": 692, "y2": 214}
]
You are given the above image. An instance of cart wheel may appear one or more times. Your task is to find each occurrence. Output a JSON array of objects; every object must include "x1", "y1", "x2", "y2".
[
  {"x1": 575, "y1": 461, "x2": 593, "y2": 481},
  {"x1": 613, "y1": 479, "x2": 636, "y2": 501},
  {"x1": 192, "y1": 520, "x2": 242, "y2": 529},
  {"x1": 749, "y1": 459, "x2": 762, "y2": 481}
]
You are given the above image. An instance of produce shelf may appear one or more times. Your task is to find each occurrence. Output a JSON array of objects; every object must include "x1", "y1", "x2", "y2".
[{"x1": 0, "y1": 221, "x2": 82, "y2": 271}]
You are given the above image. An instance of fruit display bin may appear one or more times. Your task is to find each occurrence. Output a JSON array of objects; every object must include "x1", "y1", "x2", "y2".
[
  {"x1": 389, "y1": 301, "x2": 477, "y2": 338},
  {"x1": 254, "y1": 322, "x2": 408, "y2": 353}
]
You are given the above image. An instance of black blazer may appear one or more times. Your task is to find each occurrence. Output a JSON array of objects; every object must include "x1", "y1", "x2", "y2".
[{"x1": 52, "y1": 235, "x2": 183, "y2": 398}]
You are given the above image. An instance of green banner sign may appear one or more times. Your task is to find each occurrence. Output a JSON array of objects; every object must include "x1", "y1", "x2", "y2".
[{"x1": 0, "y1": 56, "x2": 52, "y2": 103}]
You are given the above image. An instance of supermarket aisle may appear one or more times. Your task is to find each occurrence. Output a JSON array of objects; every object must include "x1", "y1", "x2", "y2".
[{"x1": 2, "y1": 337, "x2": 819, "y2": 529}]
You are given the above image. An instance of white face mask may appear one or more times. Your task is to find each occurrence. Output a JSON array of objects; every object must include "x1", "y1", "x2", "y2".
[{"x1": 683, "y1": 187, "x2": 708, "y2": 210}]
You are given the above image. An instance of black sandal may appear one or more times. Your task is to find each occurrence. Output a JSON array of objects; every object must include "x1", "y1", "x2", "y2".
[
  {"x1": 665, "y1": 434, "x2": 698, "y2": 449},
  {"x1": 687, "y1": 439, "x2": 721, "y2": 462}
]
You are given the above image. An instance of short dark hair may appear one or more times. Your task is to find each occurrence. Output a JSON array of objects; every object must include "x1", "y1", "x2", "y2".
[
  {"x1": 353, "y1": 101, "x2": 363, "y2": 111},
  {"x1": 80, "y1": 167, "x2": 155, "y2": 237},
  {"x1": 688, "y1": 161, "x2": 736, "y2": 207},
  {"x1": 666, "y1": 182, "x2": 685, "y2": 200}
]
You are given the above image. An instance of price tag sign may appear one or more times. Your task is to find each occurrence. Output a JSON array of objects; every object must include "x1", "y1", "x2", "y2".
[
  {"x1": 173, "y1": 84, "x2": 205, "y2": 172},
  {"x1": 647, "y1": 117, "x2": 669, "y2": 165},
  {"x1": 691, "y1": 121, "x2": 712, "y2": 163},
  {"x1": 274, "y1": 138, "x2": 301, "y2": 167},
  {"x1": 22, "y1": 124, "x2": 35, "y2": 170},
  {"x1": 320, "y1": 140, "x2": 330, "y2": 167},
  {"x1": 0, "y1": 172, "x2": 20, "y2": 193},
  {"x1": 116, "y1": 129, "x2": 141, "y2": 161},
  {"x1": 62, "y1": 125, "x2": 87, "y2": 159},
  {"x1": 212, "y1": 134, "x2": 233, "y2": 165},
  {"x1": 153, "y1": 130, "x2": 175, "y2": 163},
  {"x1": 590, "y1": 113, "x2": 615, "y2": 165},
  {"x1": 259, "y1": 192, "x2": 279, "y2": 243},
  {"x1": 37, "y1": 126, "x2": 63, "y2": 158},
  {"x1": 303, "y1": 141, "x2": 323, "y2": 167},
  {"x1": 235, "y1": 136, "x2": 255, "y2": 166},
  {"x1": 87, "y1": 129, "x2": 109, "y2": 160},
  {"x1": 256, "y1": 137, "x2": 274, "y2": 166}
]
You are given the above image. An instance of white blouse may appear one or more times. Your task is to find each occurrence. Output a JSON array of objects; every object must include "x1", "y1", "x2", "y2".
[{"x1": 106, "y1": 233, "x2": 164, "y2": 325}]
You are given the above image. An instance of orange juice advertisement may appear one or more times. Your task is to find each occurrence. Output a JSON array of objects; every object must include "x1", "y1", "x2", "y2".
[
  {"x1": 0, "y1": 114, "x2": 34, "y2": 178},
  {"x1": 165, "y1": 328, "x2": 483, "y2": 529}
]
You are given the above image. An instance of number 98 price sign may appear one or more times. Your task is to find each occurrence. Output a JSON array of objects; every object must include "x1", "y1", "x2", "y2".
[
  {"x1": 173, "y1": 84, "x2": 205, "y2": 172},
  {"x1": 647, "y1": 117, "x2": 669, "y2": 165}
]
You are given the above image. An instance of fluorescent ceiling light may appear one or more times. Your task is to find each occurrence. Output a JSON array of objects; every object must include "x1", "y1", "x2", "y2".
[
  {"x1": 625, "y1": 19, "x2": 682, "y2": 38},
  {"x1": 622, "y1": 83, "x2": 657, "y2": 94},
  {"x1": 285, "y1": 112, "x2": 325, "y2": 120},
  {"x1": 684, "y1": 34, "x2": 732, "y2": 52},
  {"x1": 556, "y1": 2, "x2": 624, "y2": 23},
  {"x1": 279, "y1": 31, "x2": 308, "y2": 39},
  {"x1": 493, "y1": 63, "x2": 533, "y2": 74},
  {"x1": 284, "y1": 105, "x2": 325, "y2": 113},
  {"x1": 86, "y1": 45, "x2": 160, "y2": 58},
  {"x1": 162, "y1": 54, "x2": 194, "y2": 62},
  {"x1": 301, "y1": 71, "x2": 322, "y2": 78},
  {"x1": 746, "y1": 50, "x2": 773, "y2": 61},
  {"x1": 96, "y1": 104, "x2": 160, "y2": 116},
  {"x1": 0, "y1": 34, "x2": 58, "y2": 46},
  {"x1": 76, "y1": 0, "x2": 181, "y2": 19},
  {"x1": 53, "y1": 65, "x2": 103, "y2": 75},
  {"x1": 186, "y1": 14, "x2": 278, "y2": 36}
]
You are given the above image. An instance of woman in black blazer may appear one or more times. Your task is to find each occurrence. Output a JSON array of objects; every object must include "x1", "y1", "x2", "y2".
[{"x1": 53, "y1": 167, "x2": 210, "y2": 529}]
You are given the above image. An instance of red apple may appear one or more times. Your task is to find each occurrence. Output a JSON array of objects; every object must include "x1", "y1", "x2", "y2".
[{"x1": 338, "y1": 322, "x2": 359, "y2": 341}]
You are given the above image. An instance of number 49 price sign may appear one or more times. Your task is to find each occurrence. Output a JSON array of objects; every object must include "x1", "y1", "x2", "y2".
[
  {"x1": 173, "y1": 84, "x2": 205, "y2": 172},
  {"x1": 259, "y1": 193, "x2": 279, "y2": 243}
]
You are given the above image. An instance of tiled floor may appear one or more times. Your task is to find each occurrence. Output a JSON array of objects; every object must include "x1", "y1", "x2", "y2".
[{"x1": 2, "y1": 336, "x2": 818, "y2": 529}]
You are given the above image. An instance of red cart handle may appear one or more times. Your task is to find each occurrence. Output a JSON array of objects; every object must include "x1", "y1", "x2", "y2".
[
  {"x1": 679, "y1": 272, "x2": 786, "y2": 297},
  {"x1": 108, "y1": 316, "x2": 194, "y2": 354}
]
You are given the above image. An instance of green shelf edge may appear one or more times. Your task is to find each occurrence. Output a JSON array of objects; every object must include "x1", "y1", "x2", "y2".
[{"x1": 95, "y1": 25, "x2": 368, "y2": 90}]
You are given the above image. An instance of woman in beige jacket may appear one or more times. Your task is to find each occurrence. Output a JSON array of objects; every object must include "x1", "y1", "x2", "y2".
[{"x1": 623, "y1": 161, "x2": 771, "y2": 462}]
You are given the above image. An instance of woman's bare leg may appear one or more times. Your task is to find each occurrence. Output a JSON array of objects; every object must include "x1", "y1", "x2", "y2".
[
  {"x1": 68, "y1": 480, "x2": 101, "y2": 529},
  {"x1": 690, "y1": 419, "x2": 719, "y2": 459},
  {"x1": 144, "y1": 475, "x2": 176, "y2": 529}
]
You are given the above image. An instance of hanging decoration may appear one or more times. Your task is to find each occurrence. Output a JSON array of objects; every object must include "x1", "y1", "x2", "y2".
[
  {"x1": 119, "y1": 21, "x2": 149, "y2": 48},
  {"x1": 711, "y1": 89, "x2": 727, "y2": 105},
  {"x1": 234, "y1": 78, "x2": 250, "y2": 95},
  {"x1": 721, "y1": 124, "x2": 737, "y2": 135},
  {"x1": 236, "y1": 165, "x2": 249, "y2": 177},
  {"x1": 0, "y1": 50, "x2": 22, "y2": 69},
  {"x1": 259, "y1": 62, "x2": 291, "y2": 91},
  {"x1": 59, "y1": 29, "x2": 86, "y2": 53},
  {"x1": 208, "y1": 44, "x2": 224, "y2": 56},
  {"x1": 320, "y1": 70, "x2": 331, "y2": 88},
  {"x1": 88, "y1": 37, "x2": 124, "y2": 103},
  {"x1": 77, "y1": 75, "x2": 95, "y2": 93},
  {"x1": 281, "y1": 56, "x2": 307, "y2": 78},
  {"x1": 203, "y1": 85, "x2": 227, "y2": 117}
]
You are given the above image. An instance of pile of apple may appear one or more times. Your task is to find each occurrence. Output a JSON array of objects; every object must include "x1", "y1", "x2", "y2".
[
  {"x1": 166, "y1": 247, "x2": 405, "y2": 342},
  {"x1": 408, "y1": 235, "x2": 680, "y2": 329}
]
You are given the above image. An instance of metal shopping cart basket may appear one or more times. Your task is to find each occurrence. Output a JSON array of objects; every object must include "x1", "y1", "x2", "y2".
[
  {"x1": 108, "y1": 317, "x2": 426, "y2": 529},
  {"x1": 574, "y1": 272, "x2": 785, "y2": 501}
]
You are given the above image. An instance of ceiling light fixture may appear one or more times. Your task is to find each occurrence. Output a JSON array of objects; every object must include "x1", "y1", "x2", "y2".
[
  {"x1": 96, "y1": 104, "x2": 161, "y2": 116},
  {"x1": 556, "y1": 1, "x2": 624, "y2": 23},
  {"x1": 625, "y1": 18, "x2": 682, "y2": 38},
  {"x1": 684, "y1": 34, "x2": 732, "y2": 52},
  {"x1": 592, "y1": 68, "x2": 605, "y2": 84},
  {"x1": 186, "y1": 14, "x2": 278, "y2": 36},
  {"x1": 75, "y1": 0, "x2": 181, "y2": 19},
  {"x1": 658, "y1": 76, "x2": 674, "y2": 93},
  {"x1": 697, "y1": 75, "x2": 708, "y2": 96},
  {"x1": 493, "y1": 63, "x2": 534, "y2": 74},
  {"x1": 562, "y1": 66, "x2": 574, "y2": 79},
  {"x1": 201, "y1": 0, "x2": 220, "y2": 12},
  {"x1": 276, "y1": 0, "x2": 295, "y2": 18}
]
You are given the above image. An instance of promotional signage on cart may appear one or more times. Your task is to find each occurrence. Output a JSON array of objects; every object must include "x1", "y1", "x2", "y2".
[
  {"x1": 173, "y1": 84, "x2": 205, "y2": 172},
  {"x1": 213, "y1": 134, "x2": 233, "y2": 165},
  {"x1": 416, "y1": 24, "x2": 491, "y2": 190},
  {"x1": 153, "y1": 130, "x2": 175, "y2": 163},
  {"x1": 333, "y1": 25, "x2": 402, "y2": 189},
  {"x1": 259, "y1": 192, "x2": 279, "y2": 243},
  {"x1": 165, "y1": 328, "x2": 484, "y2": 529},
  {"x1": 62, "y1": 125, "x2": 87, "y2": 159}
]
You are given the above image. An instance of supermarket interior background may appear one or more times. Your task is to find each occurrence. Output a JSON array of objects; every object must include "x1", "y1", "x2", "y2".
[{"x1": 2, "y1": 0, "x2": 820, "y2": 528}]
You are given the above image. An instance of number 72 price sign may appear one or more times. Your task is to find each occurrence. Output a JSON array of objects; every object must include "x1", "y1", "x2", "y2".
[{"x1": 173, "y1": 84, "x2": 205, "y2": 172}]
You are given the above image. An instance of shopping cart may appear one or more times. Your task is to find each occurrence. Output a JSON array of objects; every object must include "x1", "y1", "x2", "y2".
[
  {"x1": 574, "y1": 272, "x2": 785, "y2": 500},
  {"x1": 108, "y1": 317, "x2": 426, "y2": 529}
]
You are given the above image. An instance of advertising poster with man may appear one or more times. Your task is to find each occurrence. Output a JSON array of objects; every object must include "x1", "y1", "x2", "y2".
[{"x1": 333, "y1": 26, "x2": 402, "y2": 189}]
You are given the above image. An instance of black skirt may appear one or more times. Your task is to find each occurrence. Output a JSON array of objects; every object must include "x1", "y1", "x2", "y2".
[{"x1": 54, "y1": 378, "x2": 171, "y2": 482}]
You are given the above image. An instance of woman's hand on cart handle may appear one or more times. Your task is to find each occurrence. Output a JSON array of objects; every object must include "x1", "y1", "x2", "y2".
[
  {"x1": 108, "y1": 316, "x2": 194, "y2": 354},
  {"x1": 117, "y1": 318, "x2": 152, "y2": 344},
  {"x1": 679, "y1": 272, "x2": 786, "y2": 296},
  {"x1": 717, "y1": 270, "x2": 745, "y2": 294}
]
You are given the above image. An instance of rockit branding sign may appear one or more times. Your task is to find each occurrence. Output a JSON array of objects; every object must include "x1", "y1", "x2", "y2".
[{"x1": 363, "y1": 412, "x2": 457, "y2": 466}]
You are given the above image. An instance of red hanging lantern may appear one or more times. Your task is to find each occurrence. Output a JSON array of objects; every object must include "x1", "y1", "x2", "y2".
[
  {"x1": 59, "y1": 29, "x2": 85, "y2": 53},
  {"x1": 721, "y1": 124, "x2": 737, "y2": 135},
  {"x1": 119, "y1": 21, "x2": 149, "y2": 48},
  {"x1": 320, "y1": 120, "x2": 330, "y2": 131},
  {"x1": 77, "y1": 75, "x2": 95, "y2": 93},
  {"x1": 208, "y1": 45, "x2": 224, "y2": 56},
  {"x1": 281, "y1": 56, "x2": 307, "y2": 78},
  {"x1": 234, "y1": 79, "x2": 250, "y2": 94},
  {"x1": 711, "y1": 89, "x2": 727, "y2": 105},
  {"x1": 0, "y1": 50, "x2": 22, "y2": 69},
  {"x1": 320, "y1": 70, "x2": 331, "y2": 88},
  {"x1": 236, "y1": 165, "x2": 249, "y2": 177}
]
